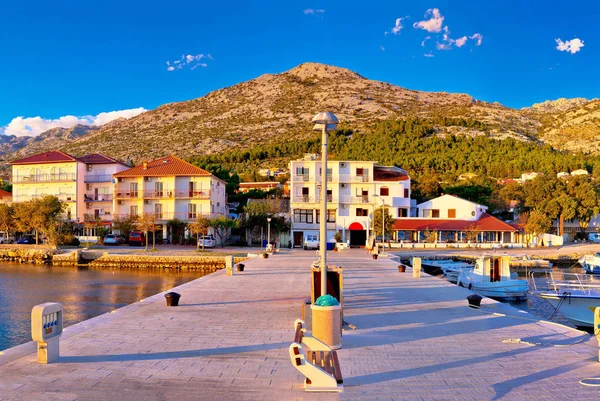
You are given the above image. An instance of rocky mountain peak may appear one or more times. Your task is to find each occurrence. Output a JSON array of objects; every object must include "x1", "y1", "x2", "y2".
[
  {"x1": 525, "y1": 97, "x2": 592, "y2": 113},
  {"x1": 285, "y1": 62, "x2": 364, "y2": 81}
]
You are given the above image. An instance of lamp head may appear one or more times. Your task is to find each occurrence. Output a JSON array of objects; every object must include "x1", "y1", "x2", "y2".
[
  {"x1": 312, "y1": 112, "x2": 339, "y2": 125},
  {"x1": 267, "y1": 217, "x2": 272, "y2": 223}
]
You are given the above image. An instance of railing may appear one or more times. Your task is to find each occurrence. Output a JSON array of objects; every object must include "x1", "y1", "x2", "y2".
[
  {"x1": 12, "y1": 194, "x2": 76, "y2": 202},
  {"x1": 339, "y1": 195, "x2": 370, "y2": 204},
  {"x1": 111, "y1": 212, "x2": 224, "y2": 221},
  {"x1": 84, "y1": 174, "x2": 113, "y2": 183},
  {"x1": 12, "y1": 173, "x2": 76, "y2": 183},
  {"x1": 293, "y1": 175, "x2": 310, "y2": 182},
  {"x1": 338, "y1": 174, "x2": 369, "y2": 183},
  {"x1": 292, "y1": 195, "x2": 335, "y2": 203},
  {"x1": 114, "y1": 189, "x2": 211, "y2": 199},
  {"x1": 83, "y1": 213, "x2": 111, "y2": 222},
  {"x1": 84, "y1": 194, "x2": 112, "y2": 202},
  {"x1": 529, "y1": 270, "x2": 600, "y2": 295}
]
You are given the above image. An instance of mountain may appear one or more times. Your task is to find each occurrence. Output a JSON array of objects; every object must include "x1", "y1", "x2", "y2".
[
  {"x1": 0, "y1": 63, "x2": 597, "y2": 163},
  {"x1": 523, "y1": 97, "x2": 593, "y2": 113}
]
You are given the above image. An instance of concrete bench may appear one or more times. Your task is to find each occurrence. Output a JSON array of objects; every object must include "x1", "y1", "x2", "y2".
[{"x1": 289, "y1": 319, "x2": 343, "y2": 392}]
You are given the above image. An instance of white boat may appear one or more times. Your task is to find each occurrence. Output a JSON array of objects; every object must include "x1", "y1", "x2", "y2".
[
  {"x1": 457, "y1": 256, "x2": 528, "y2": 301},
  {"x1": 423, "y1": 260, "x2": 474, "y2": 284},
  {"x1": 578, "y1": 253, "x2": 600, "y2": 274},
  {"x1": 530, "y1": 270, "x2": 600, "y2": 327}
]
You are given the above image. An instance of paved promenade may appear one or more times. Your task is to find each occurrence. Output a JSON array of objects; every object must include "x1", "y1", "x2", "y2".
[{"x1": 1, "y1": 249, "x2": 600, "y2": 400}]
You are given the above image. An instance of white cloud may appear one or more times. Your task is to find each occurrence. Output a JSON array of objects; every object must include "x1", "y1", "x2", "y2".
[
  {"x1": 555, "y1": 38, "x2": 584, "y2": 54},
  {"x1": 470, "y1": 33, "x2": 483, "y2": 46},
  {"x1": 421, "y1": 36, "x2": 431, "y2": 47},
  {"x1": 413, "y1": 8, "x2": 444, "y2": 33},
  {"x1": 454, "y1": 36, "x2": 468, "y2": 48},
  {"x1": 436, "y1": 42, "x2": 452, "y2": 50},
  {"x1": 424, "y1": 53, "x2": 435, "y2": 58},
  {"x1": 1, "y1": 107, "x2": 147, "y2": 137},
  {"x1": 304, "y1": 9, "x2": 325, "y2": 15},
  {"x1": 391, "y1": 18, "x2": 404, "y2": 35},
  {"x1": 166, "y1": 53, "x2": 212, "y2": 71},
  {"x1": 380, "y1": 45, "x2": 385, "y2": 51}
]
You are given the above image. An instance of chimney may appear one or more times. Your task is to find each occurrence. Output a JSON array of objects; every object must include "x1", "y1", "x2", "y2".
[{"x1": 142, "y1": 161, "x2": 148, "y2": 170}]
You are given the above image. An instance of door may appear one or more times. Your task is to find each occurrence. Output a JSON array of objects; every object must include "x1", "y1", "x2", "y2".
[
  {"x1": 94, "y1": 188, "x2": 99, "y2": 201},
  {"x1": 350, "y1": 230, "x2": 367, "y2": 247},
  {"x1": 293, "y1": 231, "x2": 304, "y2": 248}
]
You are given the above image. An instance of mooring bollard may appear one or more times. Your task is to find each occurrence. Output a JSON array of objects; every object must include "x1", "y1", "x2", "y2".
[
  {"x1": 31, "y1": 303, "x2": 63, "y2": 364},
  {"x1": 225, "y1": 255, "x2": 234, "y2": 276},
  {"x1": 412, "y1": 257, "x2": 422, "y2": 278},
  {"x1": 164, "y1": 292, "x2": 181, "y2": 306}
]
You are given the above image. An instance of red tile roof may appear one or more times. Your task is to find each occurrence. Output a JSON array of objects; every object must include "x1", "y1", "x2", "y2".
[
  {"x1": 0, "y1": 189, "x2": 11, "y2": 198},
  {"x1": 10, "y1": 150, "x2": 78, "y2": 165},
  {"x1": 79, "y1": 154, "x2": 129, "y2": 166},
  {"x1": 113, "y1": 156, "x2": 213, "y2": 178},
  {"x1": 373, "y1": 167, "x2": 410, "y2": 182},
  {"x1": 393, "y1": 213, "x2": 519, "y2": 232}
]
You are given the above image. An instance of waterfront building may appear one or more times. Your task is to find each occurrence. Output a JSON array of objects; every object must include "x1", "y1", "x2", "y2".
[
  {"x1": 10, "y1": 150, "x2": 129, "y2": 223},
  {"x1": 112, "y1": 156, "x2": 227, "y2": 242},
  {"x1": 238, "y1": 181, "x2": 282, "y2": 193},
  {"x1": 394, "y1": 194, "x2": 519, "y2": 243},
  {"x1": 289, "y1": 156, "x2": 413, "y2": 247}
]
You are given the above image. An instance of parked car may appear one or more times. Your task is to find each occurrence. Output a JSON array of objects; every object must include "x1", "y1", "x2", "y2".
[
  {"x1": 200, "y1": 234, "x2": 216, "y2": 248},
  {"x1": 128, "y1": 231, "x2": 146, "y2": 246},
  {"x1": 17, "y1": 235, "x2": 36, "y2": 244},
  {"x1": 104, "y1": 234, "x2": 119, "y2": 245},
  {"x1": 589, "y1": 233, "x2": 600, "y2": 243},
  {"x1": 0, "y1": 231, "x2": 15, "y2": 244},
  {"x1": 304, "y1": 234, "x2": 319, "y2": 250},
  {"x1": 116, "y1": 235, "x2": 127, "y2": 245}
]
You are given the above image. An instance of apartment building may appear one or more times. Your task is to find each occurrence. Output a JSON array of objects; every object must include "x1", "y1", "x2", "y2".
[
  {"x1": 10, "y1": 150, "x2": 129, "y2": 223},
  {"x1": 112, "y1": 156, "x2": 227, "y2": 240},
  {"x1": 289, "y1": 156, "x2": 413, "y2": 247}
]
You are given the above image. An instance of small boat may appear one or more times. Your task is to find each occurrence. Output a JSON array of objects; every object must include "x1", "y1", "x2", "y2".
[
  {"x1": 457, "y1": 256, "x2": 528, "y2": 301},
  {"x1": 578, "y1": 253, "x2": 600, "y2": 274},
  {"x1": 423, "y1": 260, "x2": 474, "y2": 284},
  {"x1": 530, "y1": 270, "x2": 600, "y2": 327},
  {"x1": 421, "y1": 259, "x2": 471, "y2": 277}
]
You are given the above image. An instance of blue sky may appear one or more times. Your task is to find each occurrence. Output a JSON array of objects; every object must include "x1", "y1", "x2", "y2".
[{"x1": 0, "y1": 0, "x2": 597, "y2": 136}]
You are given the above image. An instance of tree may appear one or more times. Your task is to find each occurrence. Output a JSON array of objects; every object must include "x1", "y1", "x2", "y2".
[
  {"x1": 209, "y1": 216, "x2": 237, "y2": 247},
  {"x1": 189, "y1": 215, "x2": 211, "y2": 250},
  {"x1": 0, "y1": 204, "x2": 14, "y2": 238},
  {"x1": 84, "y1": 215, "x2": 109, "y2": 245},
  {"x1": 566, "y1": 176, "x2": 600, "y2": 237},
  {"x1": 26, "y1": 196, "x2": 67, "y2": 246},
  {"x1": 371, "y1": 206, "x2": 395, "y2": 238},
  {"x1": 524, "y1": 209, "x2": 552, "y2": 246},
  {"x1": 167, "y1": 218, "x2": 187, "y2": 244},
  {"x1": 137, "y1": 213, "x2": 159, "y2": 250},
  {"x1": 112, "y1": 214, "x2": 138, "y2": 239},
  {"x1": 13, "y1": 202, "x2": 35, "y2": 237},
  {"x1": 239, "y1": 200, "x2": 280, "y2": 246}
]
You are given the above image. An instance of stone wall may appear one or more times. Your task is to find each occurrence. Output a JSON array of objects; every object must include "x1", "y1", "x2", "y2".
[
  {"x1": 85, "y1": 254, "x2": 248, "y2": 272},
  {"x1": 0, "y1": 248, "x2": 54, "y2": 264}
]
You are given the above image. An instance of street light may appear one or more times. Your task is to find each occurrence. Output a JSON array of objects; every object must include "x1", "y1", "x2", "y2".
[
  {"x1": 312, "y1": 111, "x2": 339, "y2": 297},
  {"x1": 267, "y1": 217, "x2": 272, "y2": 252}
]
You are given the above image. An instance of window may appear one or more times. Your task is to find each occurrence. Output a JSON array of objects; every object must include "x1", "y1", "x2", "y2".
[
  {"x1": 155, "y1": 203, "x2": 163, "y2": 219},
  {"x1": 422, "y1": 209, "x2": 440, "y2": 218},
  {"x1": 380, "y1": 187, "x2": 389, "y2": 196},
  {"x1": 130, "y1": 182, "x2": 138, "y2": 197},
  {"x1": 316, "y1": 210, "x2": 336, "y2": 223},
  {"x1": 404, "y1": 188, "x2": 409, "y2": 198},
  {"x1": 296, "y1": 167, "x2": 309, "y2": 176},
  {"x1": 432, "y1": 209, "x2": 440, "y2": 218},
  {"x1": 448, "y1": 209, "x2": 456, "y2": 218},
  {"x1": 294, "y1": 209, "x2": 313, "y2": 223},
  {"x1": 155, "y1": 182, "x2": 163, "y2": 197},
  {"x1": 398, "y1": 208, "x2": 408, "y2": 218},
  {"x1": 356, "y1": 208, "x2": 368, "y2": 217},
  {"x1": 327, "y1": 189, "x2": 332, "y2": 202},
  {"x1": 188, "y1": 203, "x2": 197, "y2": 219},
  {"x1": 189, "y1": 181, "x2": 196, "y2": 197},
  {"x1": 356, "y1": 168, "x2": 364, "y2": 175},
  {"x1": 130, "y1": 205, "x2": 138, "y2": 216}
]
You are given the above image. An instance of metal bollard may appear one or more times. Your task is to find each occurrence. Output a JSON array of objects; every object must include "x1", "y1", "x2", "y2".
[
  {"x1": 225, "y1": 255, "x2": 234, "y2": 276},
  {"x1": 31, "y1": 303, "x2": 63, "y2": 364},
  {"x1": 412, "y1": 257, "x2": 422, "y2": 278}
]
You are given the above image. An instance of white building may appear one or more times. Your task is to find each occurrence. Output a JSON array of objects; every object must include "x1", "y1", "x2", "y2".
[
  {"x1": 416, "y1": 194, "x2": 487, "y2": 220},
  {"x1": 10, "y1": 150, "x2": 129, "y2": 223},
  {"x1": 112, "y1": 156, "x2": 227, "y2": 242},
  {"x1": 289, "y1": 157, "x2": 413, "y2": 247}
]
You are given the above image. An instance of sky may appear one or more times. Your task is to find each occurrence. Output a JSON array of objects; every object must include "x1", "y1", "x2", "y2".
[{"x1": 0, "y1": 0, "x2": 597, "y2": 137}]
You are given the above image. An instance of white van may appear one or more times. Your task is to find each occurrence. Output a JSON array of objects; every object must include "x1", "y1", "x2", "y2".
[
  {"x1": 304, "y1": 233, "x2": 320, "y2": 250},
  {"x1": 0, "y1": 231, "x2": 15, "y2": 244},
  {"x1": 589, "y1": 233, "x2": 600, "y2": 243}
]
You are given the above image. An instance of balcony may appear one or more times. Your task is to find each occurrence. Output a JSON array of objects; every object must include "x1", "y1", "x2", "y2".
[
  {"x1": 12, "y1": 193, "x2": 76, "y2": 203},
  {"x1": 12, "y1": 173, "x2": 76, "y2": 183},
  {"x1": 114, "y1": 189, "x2": 211, "y2": 200},
  {"x1": 84, "y1": 193, "x2": 112, "y2": 202},
  {"x1": 339, "y1": 195, "x2": 370, "y2": 204},
  {"x1": 338, "y1": 174, "x2": 370, "y2": 183},
  {"x1": 293, "y1": 174, "x2": 310, "y2": 182},
  {"x1": 84, "y1": 174, "x2": 113, "y2": 183},
  {"x1": 111, "y1": 211, "x2": 223, "y2": 221}
]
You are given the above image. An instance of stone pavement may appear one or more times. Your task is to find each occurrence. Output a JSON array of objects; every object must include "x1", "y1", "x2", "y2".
[{"x1": 1, "y1": 249, "x2": 600, "y2": 400}]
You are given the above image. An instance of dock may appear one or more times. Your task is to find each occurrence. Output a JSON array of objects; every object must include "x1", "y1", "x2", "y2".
[{"x1": 1, "y1": 249, "x2": 599, "y2": 400}]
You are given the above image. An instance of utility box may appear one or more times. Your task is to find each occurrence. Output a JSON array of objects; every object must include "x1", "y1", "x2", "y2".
[
  {"x1": 412, "y1": 257, "x2": 422, "y2": 278},
  {"x1": 31, "y1": 303, "x2": 63, "y2": 364}
]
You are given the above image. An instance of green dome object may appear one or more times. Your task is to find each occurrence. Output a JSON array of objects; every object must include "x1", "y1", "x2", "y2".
[{"x1": 315, "y1": 294, "x2": 340, "y2": 306}]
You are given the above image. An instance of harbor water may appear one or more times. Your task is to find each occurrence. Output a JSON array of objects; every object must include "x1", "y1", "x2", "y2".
[{"x1": 0, "y1": 263, "x2": 208, "y2": 351}]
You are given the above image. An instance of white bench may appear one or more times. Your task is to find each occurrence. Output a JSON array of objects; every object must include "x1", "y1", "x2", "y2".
[{"x1": 289, "y1": 319, "x2": 343, "y2": 392}]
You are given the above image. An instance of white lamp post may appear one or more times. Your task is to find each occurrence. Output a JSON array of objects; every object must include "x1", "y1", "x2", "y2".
[
  {"x1": 312, "y1": 112, "x2": 339, "y2": 297},
  {"x1": 267, "y1": 217, "x2": 271, "y2": 251},
  {"x1": 376, "y1": 196, "x2": 387, "y2": 256}
]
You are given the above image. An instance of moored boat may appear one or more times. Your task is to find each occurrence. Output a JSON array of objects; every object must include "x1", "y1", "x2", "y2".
[
  {"x1": 578, "y1": 253, "x2": 600, "y2": 274},
  {"x1": 457, "y1": 256, "x2": 528, "y2": 301},
  {"x1": 530, "y1": 270, "x2": 600, "y2": 327}
]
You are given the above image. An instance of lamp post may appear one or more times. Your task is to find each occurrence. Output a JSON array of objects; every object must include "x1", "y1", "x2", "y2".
[
  {"x1": 312, "y1": 112, "x2": 339, "y2": 297},
  {"x1": 267, "y1": 217, "x2": 271, "y2": 251}
]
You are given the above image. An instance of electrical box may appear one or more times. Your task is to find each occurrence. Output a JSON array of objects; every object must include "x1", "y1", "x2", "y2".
[{"x1": 31, "y1": 302, "x2": 63, "y2": 363}]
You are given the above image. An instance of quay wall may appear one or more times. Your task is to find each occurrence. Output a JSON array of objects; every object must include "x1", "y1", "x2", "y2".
[{"x1": 0, "y1": 247, "x2": 54, "y2": 264}]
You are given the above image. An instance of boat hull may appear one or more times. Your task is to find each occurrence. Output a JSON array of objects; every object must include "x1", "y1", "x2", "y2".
[{"x1": 540, "y1": 293, "x2": 600, "y2": 327}]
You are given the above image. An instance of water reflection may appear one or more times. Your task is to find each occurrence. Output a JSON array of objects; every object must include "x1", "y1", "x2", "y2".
[{"x1": 0, "y1": 263, "x2": 207, "y2": 351}]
